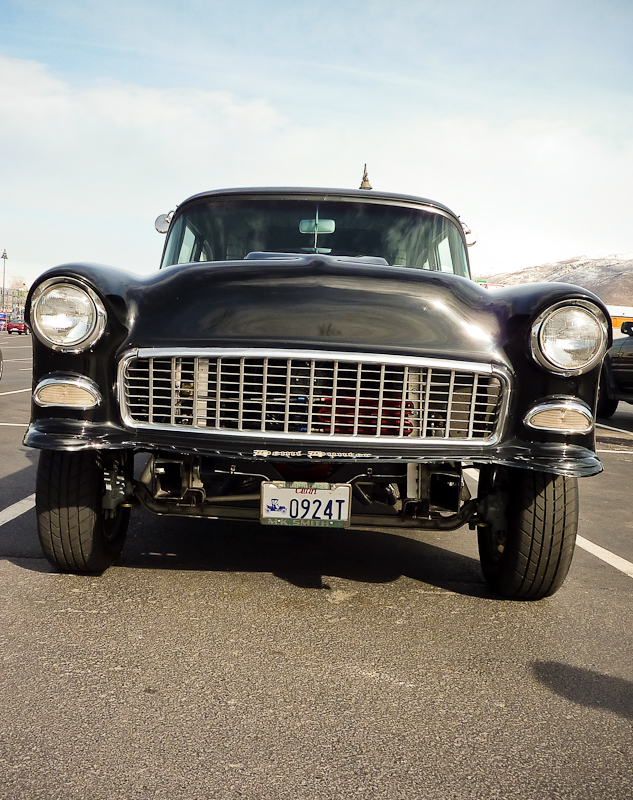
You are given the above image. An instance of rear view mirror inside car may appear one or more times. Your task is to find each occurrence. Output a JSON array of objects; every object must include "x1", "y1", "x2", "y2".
[{"x1": 299, "y1": 218, "x2": 335, "y2": 234}]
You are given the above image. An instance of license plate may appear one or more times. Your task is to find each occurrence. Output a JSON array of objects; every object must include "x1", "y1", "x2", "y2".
[{"x1": 261, "y1": 481, "x2": 352, "y2": 528}]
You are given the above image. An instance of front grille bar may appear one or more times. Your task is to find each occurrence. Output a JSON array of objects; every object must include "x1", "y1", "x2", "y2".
[{"x1": 119, "y1": 348, "x2": 508, "y2": 445}]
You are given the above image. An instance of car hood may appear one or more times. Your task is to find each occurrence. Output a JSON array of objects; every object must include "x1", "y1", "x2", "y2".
[{"x1": 125, "y1": 256, "x2": 507, "y2": 363}]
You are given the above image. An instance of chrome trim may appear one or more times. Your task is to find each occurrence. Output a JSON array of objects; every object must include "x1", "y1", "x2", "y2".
[
  {"x1": 530, "y1": 300, "x2": 609, "y2": 376},
  {"x1": 117, "y1": 347, "x2": 511, "y2": 447},
  {"x1": 524, "y1": 399, "x2": 593, "y2": 434},
  {"x1": 34, "y1": 375, "x2": 103, "y2": 409},
  {"x1": 129, "y1": 347, "x2": 499, "y2": 371},
  {"x1": 30, "y1": 277, "x2": 108, "y2": 353}
]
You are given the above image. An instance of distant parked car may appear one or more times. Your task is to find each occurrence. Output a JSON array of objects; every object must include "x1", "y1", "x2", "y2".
[
  {"x1": 7, "y1": 315, "x2": 28, "y2": 334},
  {"x1": 598, "y1": 320, "x2": 633, "y2": 417}
]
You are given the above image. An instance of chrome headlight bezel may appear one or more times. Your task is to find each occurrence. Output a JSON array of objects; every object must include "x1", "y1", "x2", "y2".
[
  {"x1": 30, "y1": 277, "x2": 107, "y2": 353},
  {"x1": 530, "y1": 300, "x2": 609, "y2": 376}
]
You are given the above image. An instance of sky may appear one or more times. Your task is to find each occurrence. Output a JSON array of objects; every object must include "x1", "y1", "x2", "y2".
[{"x1": 2, "y1": 0, "x2": 633, "y2": 284}]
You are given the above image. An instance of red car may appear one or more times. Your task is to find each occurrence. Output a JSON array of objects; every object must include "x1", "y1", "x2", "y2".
[{"x1": 7, "y1": 316, "x2": 29, "y2": 334}]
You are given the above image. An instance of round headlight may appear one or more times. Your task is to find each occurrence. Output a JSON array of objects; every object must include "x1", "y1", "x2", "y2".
[
  {"x1": 31, "y1": 279, "x2": 107, "y2": 351},
  {"x1": 531, "y1": 301, "x2": 608, "y2": 374}
]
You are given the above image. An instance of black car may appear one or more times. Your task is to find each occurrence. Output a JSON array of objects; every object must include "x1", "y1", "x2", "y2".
[
  {"x1": 24, "y1": 186, "x2": 611, "y2": 599},
  {"x1": 597, "y1": 320, "x2": 633, "y2": 417}
]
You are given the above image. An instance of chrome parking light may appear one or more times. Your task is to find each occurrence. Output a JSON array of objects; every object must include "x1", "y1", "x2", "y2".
[
  {"x1": 34, "y1": 376, "x2": 102, "y2": 409},
  {"x1": 524, "y1": 399, "x2": 593, "y2": 434}
]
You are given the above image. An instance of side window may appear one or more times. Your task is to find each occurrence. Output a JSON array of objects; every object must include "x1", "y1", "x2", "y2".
[
  {"x1": 437, "y1": 237, "x2": 454, "y2": 273},
  {"x1": 162, "y1": 215, "x2": 214, "y2": 267},
  {"x1": 177, "y1": 225, "x2": 197, "y2": 264}
]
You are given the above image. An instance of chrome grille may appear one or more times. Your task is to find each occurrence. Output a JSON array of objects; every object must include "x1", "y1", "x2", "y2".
[{"x1": 120, "y1": 349, "x2": 505, "y2": 442}]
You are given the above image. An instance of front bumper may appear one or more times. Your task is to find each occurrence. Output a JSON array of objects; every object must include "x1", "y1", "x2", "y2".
[{"x1": 24, "y1": 418, "x2": 603, "y2": 477}]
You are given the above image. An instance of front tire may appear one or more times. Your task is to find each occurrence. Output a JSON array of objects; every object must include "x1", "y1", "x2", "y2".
[
  {"x1": 477, "y1": 468, "x2": 578, "y2": 600},
  {"x1": 36, "y1": 450, "x2": 131, "y2": 573}
]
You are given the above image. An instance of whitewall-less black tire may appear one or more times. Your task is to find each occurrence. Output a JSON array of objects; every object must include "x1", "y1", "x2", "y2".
[
  {"x1": 36, "y1": 450, "x2": 131, "y2": 573},
  {"x1": 478, "y1": 468, "x2": 578, "y2": 600}
]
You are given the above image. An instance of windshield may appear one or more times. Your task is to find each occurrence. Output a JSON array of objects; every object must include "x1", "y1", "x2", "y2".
[{"x1": 161, "y1": 197, "x2": 469, "y2": 277}]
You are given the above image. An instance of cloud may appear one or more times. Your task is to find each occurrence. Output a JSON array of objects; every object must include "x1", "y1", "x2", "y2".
[
  {"x1": 1, "y1": 54, "x2": 633, "y2": 283},
  {"x1": 0, "y1": 55, "x2": 300, "y2": 276}
]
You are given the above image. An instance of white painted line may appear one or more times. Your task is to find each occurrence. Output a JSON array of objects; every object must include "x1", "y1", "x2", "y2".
[
  {"x1": 0, "y1": 494, "x2": 36, "y2": 527},
  {"x1": 596, "y1": 449, "x2": 633, "y2": 453},
  {"x1": 0, "y1": 422, "x2": 29, "y2": 426},
  {"x1": 0, "y1": 388, "x2": 30, "y2": 396},
  {"x1": 576, "y1": 535, "x2": 633, "y2": 579},
  {"x1": 596, "y1": 422, "x2": 633, "y2": 437},
  {"x1": 4, "y1": 358, "x2": 32, "y2": 362}
]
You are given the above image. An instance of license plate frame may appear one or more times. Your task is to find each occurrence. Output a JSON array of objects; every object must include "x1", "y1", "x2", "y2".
[{"x1": 260, "y1": 481, "x2": 352, "y2": 528}]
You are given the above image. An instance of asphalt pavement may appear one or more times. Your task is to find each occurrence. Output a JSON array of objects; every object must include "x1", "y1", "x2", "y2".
[{"x1": 1, "y1": 332, "x2": 631, "y2": 800}]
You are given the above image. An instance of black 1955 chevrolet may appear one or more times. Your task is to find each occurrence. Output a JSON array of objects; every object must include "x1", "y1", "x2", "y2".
[{"x1": 24, "y1": 186, "x2": 611, "y2": 599}]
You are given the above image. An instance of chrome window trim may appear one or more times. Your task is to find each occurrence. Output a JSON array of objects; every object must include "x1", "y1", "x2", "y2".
[
  {"x1": 30, "y1": 277, "x2": 108, "y2": 353},
  {"x1": 34, "y1": 375, "x2": 103, "y2": 409},
  {"x1": 530, "y1": 299, "x2": 609, "y2": 377},
  {"x1": 523, "y1": 399, "x2": 593, "y2": 434},
  {"x1": 117, "y1": 347, "x2": 511, "y2": 447}
]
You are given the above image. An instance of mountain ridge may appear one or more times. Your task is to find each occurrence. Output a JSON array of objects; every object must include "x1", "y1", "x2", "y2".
[{"x1": 475, "y1": 254, "x2": 633, "y2": 305}]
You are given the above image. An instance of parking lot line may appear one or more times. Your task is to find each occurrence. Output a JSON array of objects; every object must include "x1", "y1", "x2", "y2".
[
  {"x1": 0, "y1": 494, "x2": 36, "y2": 527},
  {"x1": 0, "y1": 497, "x2": 630, "y2": 579},
  {"x1": 576, "y1": 535, "x2": 633, "y2": 578},
  {"x1": 596, "y1": 422, "x2": 633, "y2": 436},
  {"x1": 596, "y1": 449, "x2": 633, "y2": 453},
  {"x1": 0, "y1": 388, "x2": 31, "y2": 396}
]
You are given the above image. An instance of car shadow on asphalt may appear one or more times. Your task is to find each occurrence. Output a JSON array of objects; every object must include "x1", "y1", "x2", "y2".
[
  {"x1": 3, "y1": 501, "x2": 493, "y2": 597},
  {"x1": 532, "y1": 661, "x2": 633, "y2": 721},
  {"x1": 111, "y1": 508, "x2": 489, "y2": 597}
]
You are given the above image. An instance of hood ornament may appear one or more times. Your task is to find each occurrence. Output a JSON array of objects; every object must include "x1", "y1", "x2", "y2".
[{"x1": 359, "y1": 164, "x2": 372, "y2": 190}]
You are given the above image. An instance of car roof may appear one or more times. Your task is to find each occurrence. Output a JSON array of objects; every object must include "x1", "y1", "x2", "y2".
[{"x1": 178, "y1": 187, "x2": 461, "y2": 221}]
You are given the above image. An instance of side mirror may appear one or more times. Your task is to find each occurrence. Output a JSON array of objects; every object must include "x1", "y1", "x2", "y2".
[
  {"x1": 620, "y1": 321, "x2": 633, "y2": 336},
  {"x1": 460, "y1": 220, "x2": 477, "y2": 247},
  {"x1": 155, "y1": 211, "x2": 175, "y2": 234}
]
